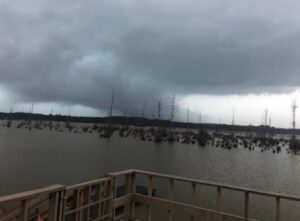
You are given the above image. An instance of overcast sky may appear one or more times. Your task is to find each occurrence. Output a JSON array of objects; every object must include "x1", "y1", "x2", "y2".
[{"x1": 1, "y1": 0, "x2": 300, "y2": 128}]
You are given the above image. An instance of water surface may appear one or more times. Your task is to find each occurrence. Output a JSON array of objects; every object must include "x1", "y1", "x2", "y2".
[{"x1": 1, "y1": 122, "x2": 300, "y2": 220}]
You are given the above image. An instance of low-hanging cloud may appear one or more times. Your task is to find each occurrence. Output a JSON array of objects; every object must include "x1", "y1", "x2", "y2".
[{"x1": 1, "y1": 0, "x2": 300, "y2": 117}]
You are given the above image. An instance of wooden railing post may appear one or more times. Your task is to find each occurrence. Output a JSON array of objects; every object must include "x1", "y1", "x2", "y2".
[
  {"x1": 109, "y1": 178, "x2": 115, "y2": 221},
  {"x1": 20, "y1": 199, "x2": 28, "y2": 221},
  {"x1": 216, "y1": 187, "x2": 221, "y2": 211},
  {"x1": 168, "y1": 179, "x2": 174, "y2": 221},
  {"x1": 75, "y1": 189, "x2": 81, "y2": 221},
  {"x1": 125, "y1": 174, "x2": 131, "y2": 221},
  {"x1": 190, "y1": 182, "x2": 196, "y2": 221},
  {"x1": 129, "y1": 172, "x2": 136, "y2": 221},
  {"x1": 147, "y1": 175, "x2": 153, "y2": 221},
  {"x1": 125, "y1": 175, "x2": 131, "y2": 194},
  {"x1": 275, "y1": 197, "x2": 280, "y2": 221},
  {"x1": 111, "y1": 176, "x2": 117, "y2": 221},
  {"x1": 215, "y1": 186, "x2": 222, "y2": 221},
  {"x1": 58, "y1": 190, "x2": 65, "y2": 221},
  {"x1": 4, "y1": 170, "x2": 300, "y2": 221},
  {"x1": 244, "y1": 192, "x2": 249, "y2": 220},
  {"x1": 49, "y1": 192, "x2": 59, "y2": 221}
]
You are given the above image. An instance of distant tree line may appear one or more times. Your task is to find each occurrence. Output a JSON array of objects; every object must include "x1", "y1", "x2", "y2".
[{"x1": 0, "y1": 112, "x2": 299, "y2": 135}]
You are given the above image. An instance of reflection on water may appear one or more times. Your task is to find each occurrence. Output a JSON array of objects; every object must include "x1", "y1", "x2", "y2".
[{"x1": 1, "y1": 122, "x2": 300, "y2": 220}]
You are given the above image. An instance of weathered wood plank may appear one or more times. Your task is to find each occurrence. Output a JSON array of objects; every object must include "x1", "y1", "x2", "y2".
[
  {"x1": 147, "y1": 176, "x2": 153, "y2": 221},
  {"x1": 48, "y1": 192, "x2": 59, "y2": 221},
  {"x1": 0, "y1": 185, "x2": 64, "y2": 204},
  {"x1": 275, "y1": 196, "x2": 280, "y2": 221},
  {"x1": 64, "y1": 196, "x2": 112, "y2": 215},
  {"x1": 132, "y1": 169, "x2": 300, "y2": 202},
  {"x1": 133, "y1": 194, "x2": 259, "y2": 221},
  {"x1": 112, "y1": 194, "x2": 133, "y2": 209},
  {"x1": 0, "y1": 195, "x2": 48, "y2": 221},
  {"x1": 20, "y1": 199, "x2": 28, "y2": 221},
  {"x1": 244, "y1": 192, "x2": 249, "y2": 219},
  {"x1": 2, "y1": 169, "x2": 300, "y2": 221},
  {"x1": 66, "y1": 178, "x2": 111, "y2": 191}
]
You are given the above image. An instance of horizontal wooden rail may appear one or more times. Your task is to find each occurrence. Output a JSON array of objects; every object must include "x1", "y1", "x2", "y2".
[
  {"x1": 1, "y1": 169, "x2": 300, "y2": 221},
  {"x1": 109, "y1": 169, "x2": 300, "y2": 221},
  {"x1": 0, "y1": 185, "x2": 64, "y2": 204},
  {"x1": 0, "y1": 184, "x2": 64, "y2": 221},
  {"x1": 66, "y1": 177, "x2": 112, "y2": 191},
  {"x1": 134, "y1": 193, "x2": 259, "y2": 221},
  {"x1": 115, "y1": 169, "x2": 300, "y2": 202},
  {"x1": 0, "y1": 195, "x2": 48, "y2": 221},
  {"x1": 113, "y1": 194, "x2": 133, "y2": 209}
]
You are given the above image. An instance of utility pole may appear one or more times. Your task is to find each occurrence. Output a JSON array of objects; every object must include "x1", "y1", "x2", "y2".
[
  {"x1": 10, "y1": 105, "x2": 14, "y2": 113},
  {"x1": 31, "y1": 103, "x2": 34, "y2": 114},
  {"x1": 68, "y1": 107, "x2": 72, "y2": 116},
  {"x1": 186, "y1": 107, "x2": 190, "y2": 123},
  {"x1": 123, "y1": 107, "x2": 127, "y2": 117},
  {"x1": 292, "y1": 98, "x2": 298, "y2": 141},
  {"x1": 264, "y1": 109, "x2": 268, "y2": 126},
  {"x1": 109, "y1": 88, "x2": 115, "y2": 117},
  {"x1": 141, "y1": 103, "x2": 146, "y2": 118},
  {"x1": 199, "y1": 113, "x2": 202, "y2": 124},
  {"x1": 232, "y1": 108, "x2": 235, "y2": 126},
  {"x1": 157, "y1": 101, "x2": 162, "y2": 120},
  {"x1": 170, "y1": 94, "x2": 175, "y2": 121}
]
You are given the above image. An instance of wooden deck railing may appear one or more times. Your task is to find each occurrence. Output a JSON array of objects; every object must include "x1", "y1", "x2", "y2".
[
  {"x1": 1, "y1": 169, "x2": 300, "y2": 221},
  {"x1": 0, "y1": 184, "x2": 64, "y2": 221},
  {"x1": 63, "y1": 177, "x2": 114, "y2": 221}
]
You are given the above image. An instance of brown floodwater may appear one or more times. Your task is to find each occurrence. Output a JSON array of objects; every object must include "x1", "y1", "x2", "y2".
[{"x1": 0, "y1": 121, "x2": 300, "y2": 220}]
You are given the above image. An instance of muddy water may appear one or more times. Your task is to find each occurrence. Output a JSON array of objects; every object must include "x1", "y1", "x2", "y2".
[{"x1": 0, "y1": 121, "x2": 300, "y2": 220}]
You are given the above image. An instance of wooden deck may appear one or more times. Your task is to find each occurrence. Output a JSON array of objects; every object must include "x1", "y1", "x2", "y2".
[{"x1": 1, "y1": 169, "x2": 300, "y2": 221}]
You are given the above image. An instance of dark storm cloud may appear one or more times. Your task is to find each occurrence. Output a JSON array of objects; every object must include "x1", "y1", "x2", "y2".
[{"x1": 0, "y1": 0, "x2": 300, "y2": 115}]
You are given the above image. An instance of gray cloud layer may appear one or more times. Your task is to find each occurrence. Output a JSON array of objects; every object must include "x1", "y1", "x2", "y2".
[{"x1": 1, "y1": 0, "x2": 300, "y2": 116}]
